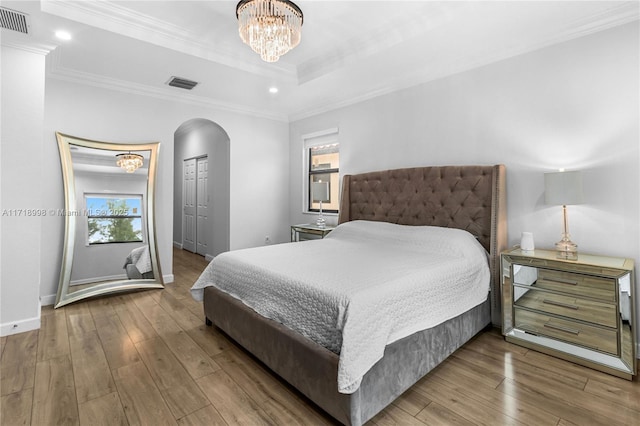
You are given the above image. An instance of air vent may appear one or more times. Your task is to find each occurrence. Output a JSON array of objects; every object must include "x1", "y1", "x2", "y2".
[
  {"x1": 166, "y1": 76, "x2": 198, "y2": 90},
  {"x1": 0, "y1": 7, "x2": 30, "y2": 34}
]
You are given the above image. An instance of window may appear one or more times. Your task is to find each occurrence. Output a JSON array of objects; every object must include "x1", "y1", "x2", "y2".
[
  {"x1": 85, "y1": 194, "x2": 144, "y2": 244},
  {"x1": 304, "y1": 130, "x2": 339, "y2": 213}
]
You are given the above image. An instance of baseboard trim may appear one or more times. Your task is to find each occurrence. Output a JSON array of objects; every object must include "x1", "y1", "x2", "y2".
[
  {"x1": 205, "y1": 254, "x2": 214, "y2": 262},
  {"x1": 163, "y1": 274, "x2": 175, "y2": 284},
  {"x1": 0, "y1": 301, "x2": 41, "y2": 336},
  {"x1": 40, "y1": 294, "x2": 57, "y2": 307},
  {"x1": 173, "y1": 241, "x2": 183, "y2": 250}
]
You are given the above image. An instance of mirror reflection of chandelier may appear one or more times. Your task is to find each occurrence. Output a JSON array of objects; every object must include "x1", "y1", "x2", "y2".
[
  {"x1": 236, "y1": 0, "x2": 303, "y2": 63},
  {"x1": 116, "y1": 152, "x2": 144, "y2": 173}
]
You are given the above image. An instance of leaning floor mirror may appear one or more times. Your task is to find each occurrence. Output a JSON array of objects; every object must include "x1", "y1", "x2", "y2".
[{"x1": 55, "y1": 132, "x2": 163, "y2": 308}]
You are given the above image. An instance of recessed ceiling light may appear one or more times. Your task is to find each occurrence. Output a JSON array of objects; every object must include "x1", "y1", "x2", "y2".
[
  {"x1": 269, "y1": 87, "x2": 278, "y2": 94},
  {"x1": 55, "y1": 30, "x2": 71, "y2": 41}
]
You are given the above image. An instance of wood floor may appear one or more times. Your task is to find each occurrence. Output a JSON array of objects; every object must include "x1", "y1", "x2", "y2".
[{"x1": 1, "y1": 248, "x2": 639, "y2": 426}]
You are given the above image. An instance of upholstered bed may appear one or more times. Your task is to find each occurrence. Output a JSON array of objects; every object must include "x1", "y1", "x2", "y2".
[
  {"x1": 123, "y1": 245, "x2": 154, "y2": 279},
  {"x1": 196, "y1": 165, "x2": 507, "y2": 425}
]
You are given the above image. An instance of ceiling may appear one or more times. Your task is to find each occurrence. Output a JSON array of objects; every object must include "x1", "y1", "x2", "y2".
[
  {"x1": 70, "y1": 140, "x2": 151, "y2": 175},
  {"x1": 2, "y1": 1, "x2": 638, "y2": 122}
]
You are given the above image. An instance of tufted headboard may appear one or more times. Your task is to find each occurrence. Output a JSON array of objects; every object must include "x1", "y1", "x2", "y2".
[{"x1": 338, "y1": 165, "x2": 507, "y2": 324}]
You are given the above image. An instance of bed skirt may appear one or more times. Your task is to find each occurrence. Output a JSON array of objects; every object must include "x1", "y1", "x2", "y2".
[{"x1": 204, "y1": 286, "x2": 491, "y2": 425}]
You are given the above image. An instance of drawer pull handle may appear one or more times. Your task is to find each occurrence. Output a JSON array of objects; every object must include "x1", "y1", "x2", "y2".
[
  {"x1": 543, "y1": 299, "x2": 579, "y2": 310},
  {"x1": 543, "y1": 277, "x2": 578, "y2": 286},
  {"x1": 544, "y1": 322, "x2": 580, "y2": 335}
]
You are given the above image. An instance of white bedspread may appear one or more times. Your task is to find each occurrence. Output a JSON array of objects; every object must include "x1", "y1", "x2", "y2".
[
  {"x1": 124, "y1": 245, "x2": 152, "y2": 274},
  {"x1": 191, "y1": 220, "x2": 490, "y2": 393}
]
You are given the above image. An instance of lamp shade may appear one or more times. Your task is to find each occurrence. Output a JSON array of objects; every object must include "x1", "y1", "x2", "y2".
[
  {"x1": 311, "y1": 181, "x2": 329, "y2": 202},
  {"x1": 544, "y1": 170, "x2": 583, "y2": 206}
]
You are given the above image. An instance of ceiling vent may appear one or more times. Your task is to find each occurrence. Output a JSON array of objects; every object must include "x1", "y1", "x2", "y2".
[
  {"x1": 0, "y1": 6, "x2": 30, "y2": 34},
  {"x1": 166, "y1": 77, "x2": 198, "y2": 90}
]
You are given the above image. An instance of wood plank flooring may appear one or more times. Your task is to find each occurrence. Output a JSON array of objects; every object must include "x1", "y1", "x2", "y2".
[{"x1": 1, "y1": 248, "x2": 638, "y2": 425}]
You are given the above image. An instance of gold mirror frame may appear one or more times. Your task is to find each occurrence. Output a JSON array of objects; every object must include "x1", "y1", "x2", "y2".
[{"x1": 55, "y1": 132, "x2": 163, "y2": 308}]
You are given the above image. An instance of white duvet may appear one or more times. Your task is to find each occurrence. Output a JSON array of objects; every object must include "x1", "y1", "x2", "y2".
[{"x1": 191, "y1": 220, "x2": 490, "y2": 393}]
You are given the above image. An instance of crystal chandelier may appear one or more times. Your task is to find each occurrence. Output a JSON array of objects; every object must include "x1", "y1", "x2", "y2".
[
  {"x1": 236, "y1": 0, "x2": 303, "y2": 63},
  {"x1": 115, "y1": 152, "x2": 144, "y2": 173}
]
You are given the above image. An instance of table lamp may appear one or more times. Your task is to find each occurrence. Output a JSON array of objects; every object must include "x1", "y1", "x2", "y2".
[
  {"x1": 544, "y1": 170, "x2": 583, "y2": 260},
  {"x1": 311, "y1": 181, "x2": 330, "y2": 228}
]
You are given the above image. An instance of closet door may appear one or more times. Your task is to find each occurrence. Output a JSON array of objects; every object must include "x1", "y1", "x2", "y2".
[
  {"x1": 196, "y1": 157, "x2": 209, "y2": 255},
  {"x1": 182, "y1": 158, "x2": 196, "y2": 252}
]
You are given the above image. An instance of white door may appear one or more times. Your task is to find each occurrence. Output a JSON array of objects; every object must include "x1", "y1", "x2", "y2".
[
  {"x1": 196, "y1": 157, "x2": 209, "y2": 255},
  {"x1": 183, "y1": 158, "x2": 196, "y2": 252}
]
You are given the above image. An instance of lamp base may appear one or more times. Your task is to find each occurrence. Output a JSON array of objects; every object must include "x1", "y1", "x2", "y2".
[
  {"x1": 316, "y1": 199, "x2": 326, "y2": 228},
  {"x1": 555, "y1": 237, "x2": 578, "y2": 261}
]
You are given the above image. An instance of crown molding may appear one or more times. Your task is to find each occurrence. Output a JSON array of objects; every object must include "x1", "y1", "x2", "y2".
[
  {"x1": 290, "y1": 4, "x2": 639, "y2": 122},
  {"x1": 534, "y1": 2, "x2": 638, "y2": 48},
  {"x1": 295, "y1": 2, "x2": 638, "y2": 86},
  {"x1": 1, "y1": 39, "x2": 57, "y2": 55},
  {"x1": 40, "y1": 1, "x2": 640, "y2": 124},
  {"x1": 47, "y1": 57, "x2": 289, "y2": 123},
  {"x1": 40, "y1": 0, "x2": 298, "y2": 84}
]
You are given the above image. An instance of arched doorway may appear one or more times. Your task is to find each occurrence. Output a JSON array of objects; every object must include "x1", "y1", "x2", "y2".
[{"x1": 173, "y1": 118, "x2": 230, "y2": 260}]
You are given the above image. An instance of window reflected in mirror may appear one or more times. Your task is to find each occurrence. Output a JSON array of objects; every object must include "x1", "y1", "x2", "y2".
[{"x1": 85, "y1": 195, "x2": 144, "y2": 244}]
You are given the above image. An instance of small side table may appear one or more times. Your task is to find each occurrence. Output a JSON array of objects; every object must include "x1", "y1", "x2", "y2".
[{"x1": 290, "y1": 224, "x2": 335, "y2": 242}]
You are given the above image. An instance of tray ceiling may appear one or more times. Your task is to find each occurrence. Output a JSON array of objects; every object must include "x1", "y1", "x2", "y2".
[{"x1": 2, "y1": 1, "x2": 638, "y2": 121}]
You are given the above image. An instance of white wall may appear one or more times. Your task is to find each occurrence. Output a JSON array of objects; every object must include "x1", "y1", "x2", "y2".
[
  {"x1": 290, "y1": 23, "x2": 639, "y2": 341},
  {"x1": 1, "y1": 46, "x2": 46, "y2": 335},
  {"x1": 40, "y1": 76, "x2": 290, "y2": 304}
]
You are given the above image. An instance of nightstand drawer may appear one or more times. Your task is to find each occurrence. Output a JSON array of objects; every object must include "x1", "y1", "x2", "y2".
[
  {"x1": 514, "y1": 308, "x2": 618, "y2": 355},
  {"x1": 536, "y1": 269, "x2": 616, "y2": 302},
  {"x1": 514, "y1": 289, "x2": 617, "y2": 328}
]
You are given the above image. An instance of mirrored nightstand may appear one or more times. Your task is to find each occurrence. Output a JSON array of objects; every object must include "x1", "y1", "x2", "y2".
[
  {"x1": 502, "y1": 248, "x2": 636, "y2": 380},
  {"x1": 290, "y1": 224, "x2": 335, "y2": 242}
]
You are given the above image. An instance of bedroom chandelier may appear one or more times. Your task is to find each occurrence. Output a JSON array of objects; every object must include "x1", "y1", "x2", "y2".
[
  {"x1": 115, "y1": 152, "x2": 144, "y2": 173},
  {"x1": 236, "y1": 0, "x2": 303, "y2": 63}
]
